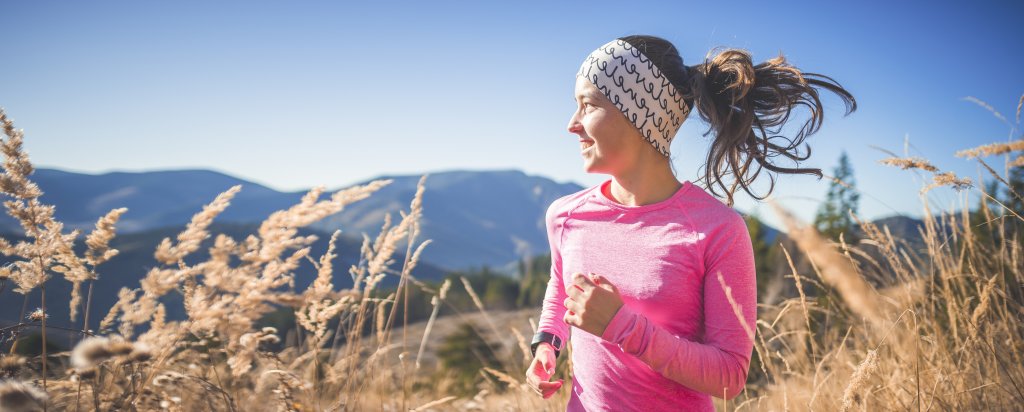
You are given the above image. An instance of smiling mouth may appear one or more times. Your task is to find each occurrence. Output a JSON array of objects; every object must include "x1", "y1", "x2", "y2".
[{"x1": 581, "y1": 140, "x2": 595, "y2": 151}]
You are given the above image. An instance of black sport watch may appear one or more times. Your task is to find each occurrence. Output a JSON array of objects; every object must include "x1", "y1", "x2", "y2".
[{"x1": 530, "y1": 331, "x2": 564, "y2": 359}]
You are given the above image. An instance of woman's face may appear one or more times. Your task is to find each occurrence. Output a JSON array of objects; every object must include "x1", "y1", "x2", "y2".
[{"x1": 567, "y1": 76, "x2": 646, "y2": 175}]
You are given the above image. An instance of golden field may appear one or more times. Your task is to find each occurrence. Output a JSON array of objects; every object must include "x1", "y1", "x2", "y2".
[{"x1": 0, "y1": 97, "x2": 1022, "y2": 411}]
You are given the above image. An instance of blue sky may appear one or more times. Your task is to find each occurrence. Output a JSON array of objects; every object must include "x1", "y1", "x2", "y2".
[{"x1": 2, "y1": 0, "x2": 1022, "y2": 231}]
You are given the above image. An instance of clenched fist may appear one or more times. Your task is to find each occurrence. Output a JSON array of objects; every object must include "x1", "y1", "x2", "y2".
[{"x1": 563, "y1": 272, "x2": 624, "y2": 338}]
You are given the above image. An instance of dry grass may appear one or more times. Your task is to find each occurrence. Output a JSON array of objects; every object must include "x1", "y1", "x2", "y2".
[
  {"x1": 715, "y1": 94, "x2": 1024, "y2": 411},
  {"x1": 0, "y1": 92, "x2": 1023, "y2": 412},
  {"x1": 727, "y1": 188, "x2": 1023, "y2": 409},
  {"x1": 878, "y1": 156, "x2": 938, "y2": 172},
  {"x1": 0, "y1": 106, "x2": 573, "y2": 412}
]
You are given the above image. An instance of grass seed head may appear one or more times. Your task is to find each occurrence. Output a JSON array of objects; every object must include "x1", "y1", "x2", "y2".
[
  {"x1": 0, "y1": 379, "x2": 48, "y2": 412},
  {"x1": 70, "y1": 336, "x2": 114, "y2": 370}
]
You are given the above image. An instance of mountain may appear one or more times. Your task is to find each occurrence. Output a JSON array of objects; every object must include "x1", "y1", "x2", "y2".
[
  {"x1": 5, "y1": 167, "x2": 946, "y2": 275},
  {"x1": 1, "y1": 168, "x2": 306, "y2": 233},
  {"x1": 1, "y1": 166, "x2": 953, "y2": 333},
  {"x1": 851, "y1": 213, "x2": 958, "y2": 253},
  {"x1": 5, "y1": 168, "x2": 585, "y2": 273},
  {"x1": 0, "y1": 221, "x2": 448, "y2": 330},
  {"x1": 306, "y1": 170, "x2": 584, "y2": 272},
  {"x1": 0, "y1": 167, "x2": 584, "y2": 330}
]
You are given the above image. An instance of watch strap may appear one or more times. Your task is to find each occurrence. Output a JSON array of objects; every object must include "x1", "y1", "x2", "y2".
[{"x1": 530, "y1": 331, "x2": 563, "y2": 359}]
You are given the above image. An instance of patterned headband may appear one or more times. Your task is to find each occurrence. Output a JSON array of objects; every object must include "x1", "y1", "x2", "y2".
[{"x1": 577, "y1": 39, "x2": 689, "y2": 157}]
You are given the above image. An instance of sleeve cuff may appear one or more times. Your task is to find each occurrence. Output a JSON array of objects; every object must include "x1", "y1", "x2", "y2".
[{"x1": 600, "y1": 303, "x2": 637, "y2": 344}]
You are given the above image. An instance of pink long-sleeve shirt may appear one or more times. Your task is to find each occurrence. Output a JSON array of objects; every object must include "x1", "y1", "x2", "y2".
[{"x1": 537, "y1": 178, "x2": 757, "y2": 411}]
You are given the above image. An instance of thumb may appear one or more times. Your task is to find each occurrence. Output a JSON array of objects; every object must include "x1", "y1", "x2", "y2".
[
  {"x1": 592, "y1": 274, "x2": 618, "y2": 293},
  {"x1": 533, "y1": 356, "x2": 552, "y2": 379},
  {"x1": 542, "y1": 354, "x2": 557, "y2": 374}
]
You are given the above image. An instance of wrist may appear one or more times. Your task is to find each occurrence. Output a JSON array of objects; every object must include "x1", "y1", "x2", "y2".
[
  {"x1": 536, "y1": 342, "x2": 555, "y2": 353},
  {"x1": 531, "y1": 331, "x2": 563, "y2": 359},
  {"x1": 600, "y1": 302, "x2": 636, "y2": 344},
  {"x1": 603, "y1": 302, "x2": 624, "y2": 332}
]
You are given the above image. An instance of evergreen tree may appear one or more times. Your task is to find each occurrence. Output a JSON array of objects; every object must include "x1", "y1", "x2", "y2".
[
  {"x1": 814, "y1": 150, "x2": 861, "y2": 242},
  {"x1": 517, "y1": 254, "x2": 552, "y2": 309},
  {"x1": 992, "y1": 165, "x2": 1024, "y2": 242},
  {"x1": 1004, "y1": 164, "x2": 1024, "y2": 304},
  {"x1": 970, "y1": 167, "x2": 1024, "y2": 247}
]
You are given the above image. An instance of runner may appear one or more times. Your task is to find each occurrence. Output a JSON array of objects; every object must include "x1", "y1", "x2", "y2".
[{"x1": 524, "y1": 35, "x2": 856, "y2": 411}]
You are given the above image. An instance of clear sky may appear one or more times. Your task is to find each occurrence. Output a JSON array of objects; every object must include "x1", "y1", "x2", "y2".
[{"x1": 3, "y1": 0, "x2": 1022, "y2": 231}]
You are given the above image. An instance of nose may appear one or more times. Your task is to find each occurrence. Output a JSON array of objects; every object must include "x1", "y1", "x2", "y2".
[{"x1": 567, "y1": 111, "x2": 583, "y2": 135}]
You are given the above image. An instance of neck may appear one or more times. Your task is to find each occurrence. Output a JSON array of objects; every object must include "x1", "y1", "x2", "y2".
[{"x1": 606, "y1": 157, "x2": 681, "y2": 207}]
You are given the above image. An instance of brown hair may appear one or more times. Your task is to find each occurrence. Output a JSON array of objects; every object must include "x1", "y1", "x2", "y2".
[{"x1": 618, "y1": 35, "x2": 857, "y2": 207}]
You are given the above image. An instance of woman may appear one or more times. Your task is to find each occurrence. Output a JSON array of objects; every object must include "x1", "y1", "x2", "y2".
[{"x1": 524, "y1": 35, "x2": 856, "y2": 411}]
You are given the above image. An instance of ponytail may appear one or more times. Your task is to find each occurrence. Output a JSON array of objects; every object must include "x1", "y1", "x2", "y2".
[
  {"x1": 618, "y1": 35, "x2": 858, "y2": 207},
  {"x1": 688, "y1": 48, "x2": 857, "y2": 206}
]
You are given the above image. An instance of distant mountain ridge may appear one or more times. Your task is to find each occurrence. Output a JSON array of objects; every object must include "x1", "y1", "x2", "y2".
[
  {"x1": 4, "y1": 167, "x2": 939, "y2": 273},
  {"x1": 12, "y1": 168, "x2": 307, "y2": 233},
  {"x1": 306, "y1": 170, "x2": 585, "y2": 272},
  {"x1": 1, "y1": 167, "x2": 950, "y2": 330},
  {"x1": 5, "y1": 167, "x2": 588, "y2": 272}
]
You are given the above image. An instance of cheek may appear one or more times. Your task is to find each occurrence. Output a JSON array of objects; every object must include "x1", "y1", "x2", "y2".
[
  {"x1": 609, "y1": 114, "x2": 636, "y2": 139},
  {"x1": 582, "y1": 114, "x2": 610, "y2": 141},
  {"x1": 588, "y1": 123, "x2": 627, "y2": 151}
]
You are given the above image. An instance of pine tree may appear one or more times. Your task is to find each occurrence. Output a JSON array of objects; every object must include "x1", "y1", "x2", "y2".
[
  {"x1": 813, "y1": 150, "x2": 861, "y2": 242},
  {"x1": 971, "y1": 166, "x2": 1024, "y2": 247},
  {"x1": 517, "y1": 254, "x2": 551, "y2": 309}
]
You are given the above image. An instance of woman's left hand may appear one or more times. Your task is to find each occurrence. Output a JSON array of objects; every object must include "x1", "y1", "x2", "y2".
[{"x1": 563, "y1": 272, "x2": 624, "y2": 338}]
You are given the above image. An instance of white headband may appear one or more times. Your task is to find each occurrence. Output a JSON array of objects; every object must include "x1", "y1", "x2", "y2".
[{"x1": 577, "y1": 39, "x2": 689, "y2": 157}]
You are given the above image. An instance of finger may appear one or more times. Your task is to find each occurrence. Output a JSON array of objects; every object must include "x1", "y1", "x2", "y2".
[
  {"x1": 562, "y1": 297, "x2": 578, "y2": 315},
  {"x1": 565, "y1": 282, "x2": 582, "y2": 299},
  {"x1": 529, "y1": 374, "x2": 552, "y2": 396},
  {"x1": 566, "y1": 272, "x2": 587, "y2": 296},
  {"x1": 591, "y1": 273, "x2": 618, "y2": 293},
  {"x1": 541, "y1": 380, "x2": 564, "y2": 398},
  {"x1": 525, "y1": 374, "x2": 539, "y2": 394},
  {"x1": 542, "y1": 357, "x2": 556, "y2": 375},
  {"x1": 566, "y1": 311, "x2": 581, "y2": 327},
  {"x1": 532, "y1": 358, "x2": 551, "y2": 379},
  {"x1": 563, "y1": 311, "x2": 576, "y2": 327},
  {"x1": 563, "y1": 296, "x2": 578, "y2": 314},
  {"x1": 534, "y1": 359, "x2": 551, "y2": 377},
  {"x1": 538, "y1": 380, "x2": 562, "y2": 391},
  {"x1": 572, "y1": 272, "x2": 596, "y2": 292}
]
